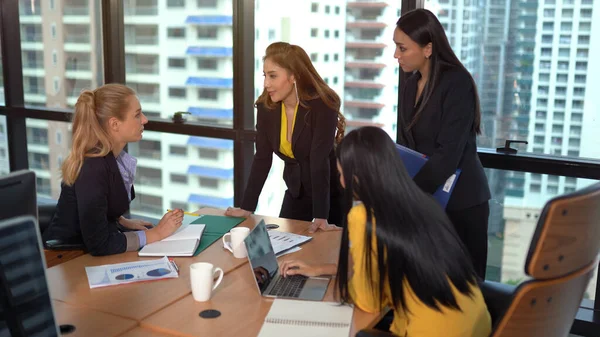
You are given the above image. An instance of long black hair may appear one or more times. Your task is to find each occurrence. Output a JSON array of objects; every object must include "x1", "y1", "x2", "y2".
[
  {"x1": 335, "y1": 127, "x2": 478, "y2": 313},
  {"x1": 397, "y1": 9, "x2": 482, "y2": 134}
]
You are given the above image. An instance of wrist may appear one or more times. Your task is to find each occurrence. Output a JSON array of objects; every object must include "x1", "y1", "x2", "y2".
[{"x1": 146, "y1": 228, "x2": 160, "y2": 244}]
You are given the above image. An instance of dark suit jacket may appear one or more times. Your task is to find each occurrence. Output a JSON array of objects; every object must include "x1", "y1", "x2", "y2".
[
  {"x1": 42, "y1": 154, "x2": 135, "y2": 256},
  {"x1": 241, "y1": 97, "x2": 340, "y2": 219},
  {"x1": 398, "y1": 67, "x2": 491, "y2": 211}
]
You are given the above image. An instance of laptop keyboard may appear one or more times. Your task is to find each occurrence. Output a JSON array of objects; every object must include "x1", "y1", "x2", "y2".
[{"x1": 268, "y1": 275, "x2": 308, "y2": 298}]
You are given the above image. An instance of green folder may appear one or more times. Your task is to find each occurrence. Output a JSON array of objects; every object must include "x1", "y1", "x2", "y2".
[{"x1": 190, "y1": 215, "x2": 246, "y2": 256}]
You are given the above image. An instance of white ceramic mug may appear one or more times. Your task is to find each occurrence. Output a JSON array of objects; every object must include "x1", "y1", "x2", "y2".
[
  {"x1": 222, "y1": 227, "x2": 250, "y2": 258},
  {"x1": 190, "y1": 262, "x2": 224, "y2": 302}
]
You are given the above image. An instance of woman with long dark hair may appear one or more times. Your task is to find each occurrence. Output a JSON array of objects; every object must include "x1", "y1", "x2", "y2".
[
  {"x1": 395, "y1": 9, "x2": 491, "y2": 278},
  {"x1": 280, "y1": 127, "x2": 491, "y2": 336},
  {"x1": 225, "y1": 42, "x2": 345, "y2": 232}
]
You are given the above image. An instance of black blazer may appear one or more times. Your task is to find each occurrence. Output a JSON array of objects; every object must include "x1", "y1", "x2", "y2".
[
  {"x1": 398, "y1": 68, "x2": 491, "y2": 211},
  {"x1": 241, "y1": 97, "x2": 339, "y2": 219},
  {"x1": 42, "y1": 154, "x2": 135, "y2": 256}
]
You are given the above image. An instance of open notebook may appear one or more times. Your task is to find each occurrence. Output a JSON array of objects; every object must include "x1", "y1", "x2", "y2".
[
  {"x1": 138, "y1": 222, "x2": 206, "y2": 257},
  {"x1": 258, "y1": 299, "x2": 354, "y2": 337}
]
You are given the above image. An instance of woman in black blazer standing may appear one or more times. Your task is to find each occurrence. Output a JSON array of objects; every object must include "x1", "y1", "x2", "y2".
[
  {"x1": 225, "y1": 42, "x2": 345, "y2": 233},
  {"x1": 42, "y1": 84, "x2": 183, "y2": 256},
  {"x1": 394, "y1": 9, "x2": 491, "y2": 278}
]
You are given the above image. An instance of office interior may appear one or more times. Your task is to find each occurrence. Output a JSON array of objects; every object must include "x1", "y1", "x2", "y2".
[{"x1": 0, "y1": 0, "x2": 599, "y2": 336}]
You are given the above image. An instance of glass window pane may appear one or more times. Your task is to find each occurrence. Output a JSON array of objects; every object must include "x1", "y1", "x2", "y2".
[
  {"x1": 128, "y1": 131, "x2": 233, "y2": 217},
  {"x1": 0, "y1": 116, "x2": 9, "y2": 175},
  {"x1": 485, "y1": 168, "x2": 597, "y2": 301},
  {"x1": 254, "y1": 1, "x2": 399, "y2": 140},
  {"x1": 19, "y1": 0, "x2": 104, "y2": 109},
  {"x1": 0, "y1": 27, "x2": 4, "y2": 106},
  {"x1": 425, "y1": 0, "x2": 599, "y2": 160},
  {"x1": 25, "y1": 119, "x2": 70, "y2": 200},
  {"x1": 124, "y1": 0, "x2": 234, "y2": 128}
]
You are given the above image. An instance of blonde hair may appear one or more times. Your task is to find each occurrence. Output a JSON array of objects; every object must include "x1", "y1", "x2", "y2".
[
  {"x1": 256, "y1": 42, "x2": 346, "y2": 144},
  {"x1": 61, "y1": 83, "x2": 136, "y2": 186}
]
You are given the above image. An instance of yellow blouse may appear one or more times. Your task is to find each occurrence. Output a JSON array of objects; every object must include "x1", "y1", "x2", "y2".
[
  {"x1": 279, "y1": 103, "x2": 298, "y2": 159},
  {"x1": 347, "y1": 203, "x2": 491, "y2": 337}
]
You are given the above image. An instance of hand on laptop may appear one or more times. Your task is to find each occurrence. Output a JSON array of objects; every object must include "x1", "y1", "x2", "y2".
[
  {"x1": 308, "y1": 218, "x2": 342, "y2": 233},
  {"x1": 279, "y1": 260, "x2": 337, "y2": 278}
]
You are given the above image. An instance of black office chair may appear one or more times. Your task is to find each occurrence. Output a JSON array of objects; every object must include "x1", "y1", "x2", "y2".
[
  {"x1": 38, "y1": 203, "x2": 57, "y2": 234},
  {"x1": 37, "y1": 202, "x2": 86, "y2": 268}
]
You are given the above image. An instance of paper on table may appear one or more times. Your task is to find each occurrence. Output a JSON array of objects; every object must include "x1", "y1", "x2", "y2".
[
  {"x1": 276, "y1": 246, "x2": 301, "y2": 258},
  {"x1": 268, "y1": 230, "x2": 311, "y2": 255},
  {"x1": 258, "y1": 299, "x2": 354, "y2": 337},
  {"x1": 85, "y1": 256, "x2": 178, "y2": 288},
  {"x1": 164, "y1": 224, "x2": 206, "y2": 241}
]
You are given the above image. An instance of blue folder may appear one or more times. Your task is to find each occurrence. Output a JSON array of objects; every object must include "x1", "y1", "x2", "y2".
[{"x1": 395, "y1": 144, "x2": 461, "y2": 209}]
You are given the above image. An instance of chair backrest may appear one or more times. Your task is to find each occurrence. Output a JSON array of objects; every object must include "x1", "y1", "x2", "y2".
[
  {"x1": 525, "y1": 182, "x2": 600, "y2": 279},
  {"x1": 491, "y1": 260, "x2": 595, "y2": 337},
  {"x1": 0, "y1": 216, "x2": 60, "y2": 336}
]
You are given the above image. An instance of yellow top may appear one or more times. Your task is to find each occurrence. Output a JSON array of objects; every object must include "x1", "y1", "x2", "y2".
[
  {"x1": 347, "y1": 203, "x2": 491, "y2": 337},
  {"x1": 279, "y1": 103, "x2": 298, "y2": 159}
]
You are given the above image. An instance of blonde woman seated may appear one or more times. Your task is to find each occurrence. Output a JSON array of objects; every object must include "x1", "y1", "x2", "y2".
[{"x1": 43, "y1": 84, "x2": 183, "y2": 256}]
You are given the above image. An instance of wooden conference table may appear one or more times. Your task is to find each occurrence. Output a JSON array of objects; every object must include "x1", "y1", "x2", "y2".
[{"x1": 46, "y1": 208, "x2": 384, "y2": 336}]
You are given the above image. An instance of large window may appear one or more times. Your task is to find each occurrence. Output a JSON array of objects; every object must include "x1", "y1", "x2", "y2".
[
  {"x1": 128, "y1": 131, "x2": 234, "y2": 217},
  {"x1": 18, "y1": 0, "x2": 102, "y2": 199},
  {"x1": 124, "y1": 0, "x2": 234, "y2": 128},
  {"x1": 424, "y1": 0, "x2": 599, "y2": 301},
  {"x1": 25, "y1": 119, "x2": 70, "y2": 200},
  {"x1": 254, "y1": 1, "x2": 400, "y2": 214},
  {"x1": 486, "y1": 168, "x2": 598, "y2": 299},
  {"x1": 0, "y1": 116, "x2": 8, "y2": 175},
  {"x1": 1, "y1": 0, "x2": 599, "y2": 334},
  {"x1": 19, "y1": 0, "x2": 103, "y2": 109}
]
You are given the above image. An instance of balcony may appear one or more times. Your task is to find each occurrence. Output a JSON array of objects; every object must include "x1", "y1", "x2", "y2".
[
  {"x1": 125, "y1": 36, "x2": 159, "y2": 46},
  {"x1": 65, "y1": 35, "x2": 90, "y2": 44},
  {"x1": 63, "y1": 6, "x2": 88, "y2": 16},
  {"x1": 66, "y1": 60, "x2": 91, "y2": 71},
  {"x1": 346, "y1": 22, "x2": 387, "y2": 29},
  {"x1": 22, "y1": 33, "x2": 42, "y2": 43},
  {"x1": 346, "y1": 0, "x2": 388, "y2": 9},
  {"x1": 138, "y1": 94, "x2": 160, "y2": 103},
  {"x1": 124, "y1": 6, "x2": 158, "y2": 16},
  {"x1": 24, "y1": 86, "x2": 45, "y2": 95},
  {"x1": 126, "y1": 64, "x2": 159, "y2": 75},
  {"x1": 23, "y1": 61, "x2": 43, "y2": 70},
  {"x1": 345, "y1": 41, "x2": 387, "y2": 49}
]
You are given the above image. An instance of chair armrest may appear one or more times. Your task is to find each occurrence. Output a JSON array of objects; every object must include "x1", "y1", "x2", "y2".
[
  {"x1": 38, "y1": 203, "x2": 57, "y2": 234},
  {"x1": 44, "y1": 239, "x2": 86, "y2": 251},
  {"x1": 356, "y1": 329, "x2": 396, "y2": 337},
  {"x1": 479, "y1": 280, "x2": 515, "y2": 325}
]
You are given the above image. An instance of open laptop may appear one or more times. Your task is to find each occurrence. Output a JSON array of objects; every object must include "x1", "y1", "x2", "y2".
[
  {"x1": 0, "y1": 215, "x2": 66, "y2": 337},
  {"x1": 244, "y1": 220, "x2": 330, "y2": 301}
]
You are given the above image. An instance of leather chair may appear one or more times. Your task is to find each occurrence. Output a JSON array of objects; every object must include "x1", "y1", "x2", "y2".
[
  {"x1": 357, "y1": 182, "x2": 600, "y2": 337},
  {"x1": 38, "y1": 203, "x2": 86, "y2": 268},
  {"x1": 480, "y1": 182, "x2": 600, "y2": 337}
]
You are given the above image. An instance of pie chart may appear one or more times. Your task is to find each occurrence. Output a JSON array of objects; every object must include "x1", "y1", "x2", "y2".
[
  {"x1": 147, "y1": 268, "x2": 171, "y2": 277},
  {"x1": 115, "y1": 274, "x2": 134, "y2": 280}
]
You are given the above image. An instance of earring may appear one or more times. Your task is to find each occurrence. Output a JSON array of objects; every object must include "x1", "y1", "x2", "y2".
[{"x1": 293, "y1": 81, "x2": 299, "y2": 104}]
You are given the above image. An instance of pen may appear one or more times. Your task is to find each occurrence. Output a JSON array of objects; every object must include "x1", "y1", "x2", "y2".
[
  {"x1": 169, "y1": 259, "x2": 179, "y2": 273},
  {"x1": 167, "y1": 209, "x2": 198, "y2": 216}
]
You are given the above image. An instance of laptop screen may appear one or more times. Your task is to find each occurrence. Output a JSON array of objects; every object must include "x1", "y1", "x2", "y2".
[
  {"x1": 0, "y1": 216, "x2": 60, "y2": 337},
  {"x1": 244, "y1": 220, "x2": 279, "y2": 294}
]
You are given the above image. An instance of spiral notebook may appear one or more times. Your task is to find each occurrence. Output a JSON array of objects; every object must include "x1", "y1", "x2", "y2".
[{"x1": 257, "y1": 299, "x2": 354, "y2": 337}]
